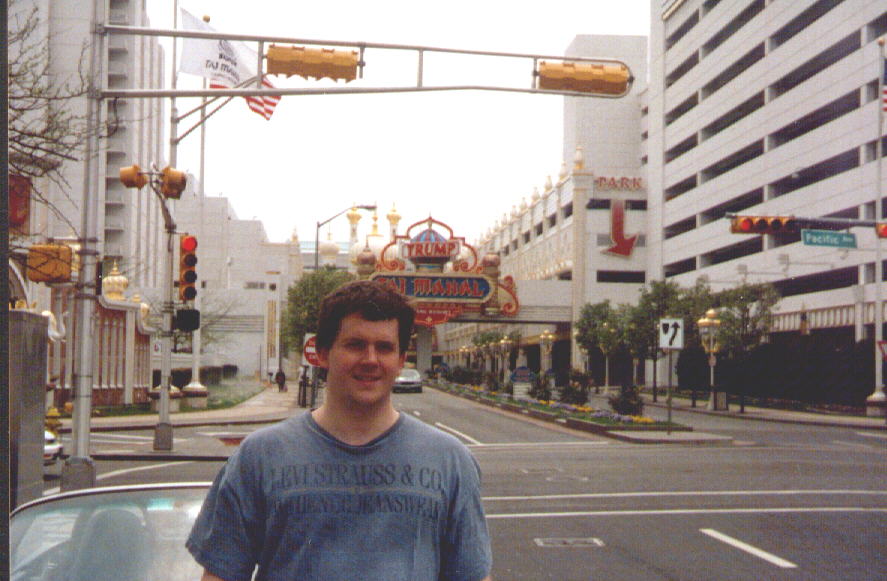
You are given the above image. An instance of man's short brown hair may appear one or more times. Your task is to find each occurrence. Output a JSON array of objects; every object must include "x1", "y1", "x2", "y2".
[{"x1": 316, "y1": 280, "x2": 415, "y2": 354}]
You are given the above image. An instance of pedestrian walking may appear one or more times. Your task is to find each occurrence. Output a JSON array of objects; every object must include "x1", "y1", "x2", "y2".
[
  {"x1": 273, "y1": 369, "x2": 286, "y2": 392},
  {"x1": 187, "y1": 280, "x2": 493, "y2": 581}
]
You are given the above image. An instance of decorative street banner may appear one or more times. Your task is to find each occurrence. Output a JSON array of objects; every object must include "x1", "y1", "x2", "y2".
[{"x1": 372, "y1": 274, "x2": 493, "y2": 303}]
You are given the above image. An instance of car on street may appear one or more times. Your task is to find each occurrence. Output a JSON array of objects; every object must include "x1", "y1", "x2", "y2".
[
  {"x1": 11, "y1": 482, "x2": 210, "y2": 581},
  {"x1": 393, "y1": 368, "x2": 423, "y2": 393},
  {"x1": 43, "y1": 430, "x2": 63, "y2": 465}
]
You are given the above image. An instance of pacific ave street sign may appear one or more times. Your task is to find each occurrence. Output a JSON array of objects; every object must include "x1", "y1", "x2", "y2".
[{"x1": 801, "y1": 229, "x2": 857, "y2": 249}]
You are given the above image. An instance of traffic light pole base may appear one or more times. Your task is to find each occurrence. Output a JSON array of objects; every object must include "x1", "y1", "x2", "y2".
[
  {"x1": 865, "y1": 395, "x2": 886, "y2": 418},
  {"x1": 61, "y1": 456, "x2": 96, "y2": 491},
  {"x1": 154, "y1": 422, "x2": 174, "y2": 450}
]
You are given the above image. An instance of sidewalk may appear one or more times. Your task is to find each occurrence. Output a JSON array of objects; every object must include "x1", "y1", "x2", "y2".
[
  {"x1": 588, "y1": 390, "x2": 886, "y2": 431},
  {"x1": 58, "y1": 382, "x2": 304, "y2": 433}
]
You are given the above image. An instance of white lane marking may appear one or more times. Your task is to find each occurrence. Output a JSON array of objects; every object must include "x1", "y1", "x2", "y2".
[
  {"x1": 832, "y1": 440, "x2": 874, "y2": 450},
  {"x1": 434, "y1": 422, "x2": 483, "y2": 445},
  {"x1": 700, "y1": 528, "x2": 797, "y2": 568},
  {"x1": 413, "y1": 410, "x2": 422, "y2": 417},
  {"x1": 43, "y1": 461, "x2": 195, "y2": 496},
  {"x1": 485, "y1": 507, "x2": 887, "y2": 520},
  {"x1": 469, "y1": 441, "x2": 607, "y2": 448},
  {"x1": 82, "y1": 433, "x2": 154, "y2": 441},
  {"x1": 856, "y1": 431, "x2": 887, "y2": 440},
  {"x1": 483, "y1": 489, "x2": 887, "y2": 502}
]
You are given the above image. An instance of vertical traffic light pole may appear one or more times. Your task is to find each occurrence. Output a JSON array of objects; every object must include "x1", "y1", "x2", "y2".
[{"x1": 154, "y1": 191, "x2": 177, "y2": 450}]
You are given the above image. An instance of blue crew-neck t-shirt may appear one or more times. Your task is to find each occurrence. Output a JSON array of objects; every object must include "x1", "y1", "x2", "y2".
[{"x1": 186, "y1": 412, "x2": 492, "y2": 581}]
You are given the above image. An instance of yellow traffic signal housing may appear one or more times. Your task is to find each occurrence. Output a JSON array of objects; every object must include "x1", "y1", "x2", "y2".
[
  {"x1": 266, "y1": 44, "x2": 359, "y2": 82},
  {"x1": 119, "y1": 165, "x2": 148, "y2": 189},
  {"x1": 27, "y1": 244, "x2": 73, "y2": 283},
  {"x1": 537, "y1": 61, "x2": 631, "y2": 95},
  {"x1": 179, "y1": 234, "x2": 198, "y2": 302},
  {"x1": 160, "y1": 167, "x2": 187, "y2": 199},
  {"x1": 730, "y1": 215, "x2": 799, "y2": 235}
]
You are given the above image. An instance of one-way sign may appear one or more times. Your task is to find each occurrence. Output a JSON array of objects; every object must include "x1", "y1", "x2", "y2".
[{"x1": 659, "y1": 318, "x2": 684, "y2": 350}]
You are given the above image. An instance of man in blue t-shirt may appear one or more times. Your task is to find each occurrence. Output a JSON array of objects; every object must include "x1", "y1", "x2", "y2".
[{"x1": 187, "y1": 280, "x2": 493, "y2": 581}]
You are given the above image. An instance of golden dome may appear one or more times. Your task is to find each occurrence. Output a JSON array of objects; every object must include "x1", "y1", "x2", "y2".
[{"x1": 102, "y1": 261, "x2": 128, "y2": 300}]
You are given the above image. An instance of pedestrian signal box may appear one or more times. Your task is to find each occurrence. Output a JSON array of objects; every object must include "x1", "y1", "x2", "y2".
[
  {"x1": 266, "y1": 44, "x2": 360, "y2": 82},
  {"x1": 537, "y1": 61, "x2": 631, "y2": 95}
]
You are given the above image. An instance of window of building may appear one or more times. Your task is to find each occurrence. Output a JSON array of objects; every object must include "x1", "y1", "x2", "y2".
[
  {"x1": 666, "y1": 92, "x2": 698, "y2": 125},
  {"x1": 664, "y1": 216, "x2": 696, "y2": 240},
  {"x1": 701, "y1": 0, "x2": 764, "y2": 57},
  {"x1": 768, "y1": 90, "x2": 858, "y2": 149},
  {"x1": 866, "y1": 11, "x2": 887, "y2": 42},
  {"x1": 535, "y1": 222, "x2": 543, "y2": 236},
  {"x1": 665, "y1": 175, "x2": 697, "y2": 201},
  {"x1": 700, "y1": 140, "x2": 764, "y2": 183},
  {"x1": 773, "y1": 266, "x2": 858, "y2": 298},
  {"x1": 770, "y1": 0, "x2": 845, "y2": 50},
  {"x1": 769, "y1": 33, "x2": 859, "y2": 100},
  {"x1": 547, "y1": 214, "x2": 557, "y2": 228},
  {"x1": 701, "y1": 43, "x2": 764, "y2": 100},
  {"x1": 769, "y1": 148, "x2": 859, "y2": 198},
  {"x1": 626, "y1": 200, "x2": 648, "y2": 210},
  {"x1": 666, "y1": 52, "x2": 699, "y2": 88},
  {"x1": 244, "y1": 282, "x2": 266, "y2": 289},
  {"x1": 700, "y1": 236, "x2": 762, "y2": 267},
  {"x1": 523, "y1": 231, "x2": 531, "y2": 244},
  {"x1": 666, "y1": 133, "x2": 698, "y2": 163},
  {"x1": 701, "y1": 92, "x2": 765, "y2": 142},
  {"x1": 587, "y1": 199, "x2": 610, "y2": 210},
  {"x1": 664, "y1": 257, "x2": 696, "y2": 278},
  {"x1": 666, "y1": 10, "x2": 699, "y2": 50},
  {"x1": 597, "y1": 270, "x2": 646, "y2": 284},
  {"x1": 562, "y1": 202, "x2": 573, "y2": 219}
]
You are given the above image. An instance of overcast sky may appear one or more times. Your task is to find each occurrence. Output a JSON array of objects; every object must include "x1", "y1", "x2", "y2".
[{"x1": 146, "y1": 0, "x2": 650, "y2": 246}]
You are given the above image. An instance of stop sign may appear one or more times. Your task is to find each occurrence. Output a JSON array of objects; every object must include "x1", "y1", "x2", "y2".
[{"x1": 303, "y1": 335, "x2": 321, "y2": 367}]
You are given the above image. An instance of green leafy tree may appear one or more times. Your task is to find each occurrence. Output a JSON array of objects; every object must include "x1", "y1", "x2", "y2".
[
  {"x1": 575, "y1": 300, "x2": 620, "y2": 386},
  {"x1": 283, "y1": 268, "x2": 355, "y2": 357},
  {"x1": 714, "y1": 282, "x2": 780, "y2": 357}
]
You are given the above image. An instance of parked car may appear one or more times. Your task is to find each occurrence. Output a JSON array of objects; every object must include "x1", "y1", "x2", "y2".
[
  {"x1": 11, "y1": 482, "x2": 210, "y2": 581},
  {"x1": 43, "y1": 430, "x2": 63, "y2": 465},
  {"x1": 393, "y1": 368, "x2": 423, "y2": 393}
]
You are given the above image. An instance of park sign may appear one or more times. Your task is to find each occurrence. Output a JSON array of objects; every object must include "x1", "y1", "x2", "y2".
[{"x1": 801, "y1": 229, "x2": 856, "y2": 249}]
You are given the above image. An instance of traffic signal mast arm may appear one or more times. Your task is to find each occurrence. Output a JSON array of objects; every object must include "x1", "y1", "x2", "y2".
[
  {"x1": 726, "y1": 212, "x2": 887, "y2": 235},
  {"x1": 101, "y1": 24, "x2": 633, "y2": 99}
]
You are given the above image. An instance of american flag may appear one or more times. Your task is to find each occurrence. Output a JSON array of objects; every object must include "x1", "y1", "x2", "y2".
[
  {"x1": 882, "y1": 58, "x2": 887, "y2": 113},
  {"x1": 211, "y1": 77, "x2": 280, "y2": 121}
]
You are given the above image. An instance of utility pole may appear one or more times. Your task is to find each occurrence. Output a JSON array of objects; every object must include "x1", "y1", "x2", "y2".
[{"x1": 61, "y1": 0, "x2": 103, "y2": 491}]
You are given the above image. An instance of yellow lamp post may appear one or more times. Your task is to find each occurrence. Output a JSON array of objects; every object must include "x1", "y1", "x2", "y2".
[{"x1": 697, "y1": 308, "x2": 726, "y2": 411}]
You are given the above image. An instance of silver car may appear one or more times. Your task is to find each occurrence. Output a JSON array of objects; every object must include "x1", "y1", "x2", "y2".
[
  {"x1": 11, "y1": 483, "x2": 210, "y2": 581},
  {"x1": 393, "y1": 368, "x2": 423, "y2": 393}
]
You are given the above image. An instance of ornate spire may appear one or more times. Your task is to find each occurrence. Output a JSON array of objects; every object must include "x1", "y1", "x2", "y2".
[{"x1": 102, "y1": 261, "x2": 128, "y2": 300}]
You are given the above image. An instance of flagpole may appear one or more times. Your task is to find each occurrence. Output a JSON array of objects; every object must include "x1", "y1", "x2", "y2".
[{"x1": 869, "y1": 37, "x2": 887, "y2": 418}]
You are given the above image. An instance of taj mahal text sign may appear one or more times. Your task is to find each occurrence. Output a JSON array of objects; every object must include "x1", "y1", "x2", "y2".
[{"x1": 372, "y1": 274, "x2": 492, "y2": 302}]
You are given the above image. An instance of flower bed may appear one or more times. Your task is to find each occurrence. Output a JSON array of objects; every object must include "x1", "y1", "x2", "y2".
[{"x1": 436, "y1": 381, "x2": 688, "y2": 432}]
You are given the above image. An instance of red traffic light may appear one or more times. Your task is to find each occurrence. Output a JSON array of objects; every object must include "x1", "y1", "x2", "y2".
[
  {"x1": 180, "y1": 235, "x2": 198, "y2": 252},
  {"x1": 730, "y1": 215, "x2": 798, "y2": 235},
  {"x1": 876, "y1": 223, "x2": 887, "y2": 238},
  {"x1": 179, "y1": 235, "x2": 198, "y2": 302}
]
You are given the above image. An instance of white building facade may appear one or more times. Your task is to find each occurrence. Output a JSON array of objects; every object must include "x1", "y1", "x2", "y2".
[{"x1": 647, "y1": 0, "x2": 887, "y2": 343}]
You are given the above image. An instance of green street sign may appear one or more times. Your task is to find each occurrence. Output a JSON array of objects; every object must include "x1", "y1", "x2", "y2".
[{"x1": 801, "y1": 229, "x2": 856, "y2": 249}]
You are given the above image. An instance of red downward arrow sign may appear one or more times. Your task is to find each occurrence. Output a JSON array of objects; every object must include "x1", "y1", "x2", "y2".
[{"x1": 604, "y1": 199, "x2": 638, "y2": 257}]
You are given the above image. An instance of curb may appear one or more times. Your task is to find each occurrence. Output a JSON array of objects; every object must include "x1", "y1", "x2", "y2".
[
  {"x1": 56, "y1": 414, "x2": 292, "y2": 434},
  {"x1": 431, "y1": 386, "x2": 723, "y2": 445},
  {"x1": 638, "y1": 399, "x2": 887, "y2": 431}
]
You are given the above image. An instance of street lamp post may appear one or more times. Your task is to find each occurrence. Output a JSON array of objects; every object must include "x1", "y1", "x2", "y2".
[
  {"x1": 315, "y1": 205, "x2": 376, "y2": 271},
  {"x1": 540, "y1": 329, "x2": 554, "y2": 392},
  {"x1": 499, "y1": 336, "x2": 513, "y2": 383},
  {"x1": 697, "y1": 308, "x2": 725, "y2": 411}
]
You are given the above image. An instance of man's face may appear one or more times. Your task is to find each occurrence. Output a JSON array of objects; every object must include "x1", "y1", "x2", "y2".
[{"x1": 317, "y1": 313, "x2": 406, "y2": 408}]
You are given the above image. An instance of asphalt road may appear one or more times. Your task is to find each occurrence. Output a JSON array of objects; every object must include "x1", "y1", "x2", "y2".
[{"x1": 45, "y1": 389, "x2": 887, "y2": 580}]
